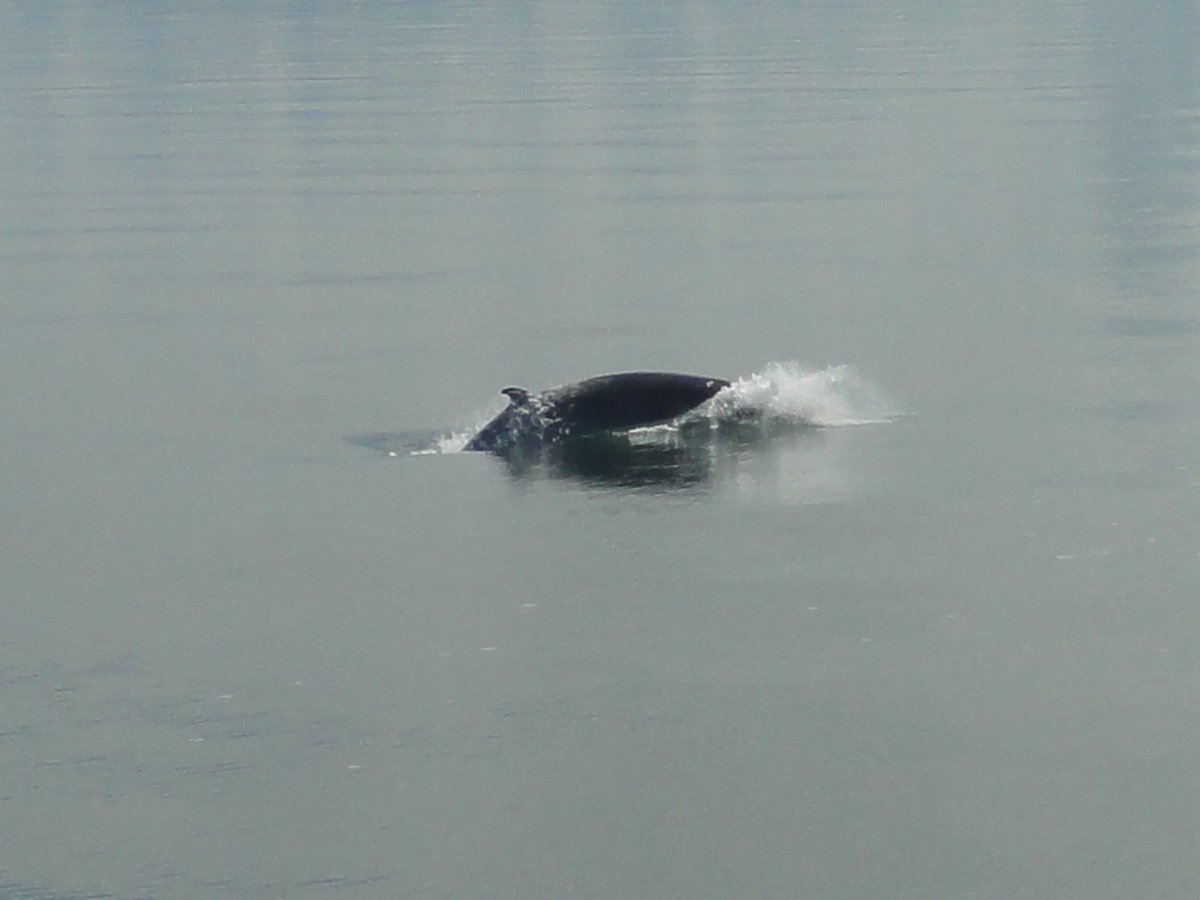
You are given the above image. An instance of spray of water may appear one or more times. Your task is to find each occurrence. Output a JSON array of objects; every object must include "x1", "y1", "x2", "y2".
[
  {"x1": 708, "y1": 362, "x2": 896, "y2": 428},
  {"x1": 434, "y1": 430, "x2": 473, "y2": 454}
]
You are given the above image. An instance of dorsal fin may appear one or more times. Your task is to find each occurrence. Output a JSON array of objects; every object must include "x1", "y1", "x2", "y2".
[{"x1": 501, "y1": 387, "x2": 531, "y2": 405}]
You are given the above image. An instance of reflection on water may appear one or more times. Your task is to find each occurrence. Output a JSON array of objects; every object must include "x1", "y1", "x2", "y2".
[
  {"x1": 1084, "y1": 1, "x2": 1200, "y2": 433},
  {"x1": 347, "y1": 420, "x2": 862, "y2": 504},
  {"x1": 497, "y1": 430, "x2": 721, "y2": 488},
  {"x1": 1089, "y1": 0, "x2": 1200, "y2": 303}
]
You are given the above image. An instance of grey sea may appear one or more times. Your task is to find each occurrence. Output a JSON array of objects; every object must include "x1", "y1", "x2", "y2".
[{"x1": 3, "y1": 2, "x2": 1199, "y2": 898}]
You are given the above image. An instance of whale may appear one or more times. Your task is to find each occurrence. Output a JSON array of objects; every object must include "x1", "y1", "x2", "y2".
[{"x1": 465, "y1": 372, "x2": 731, "y2": 453}]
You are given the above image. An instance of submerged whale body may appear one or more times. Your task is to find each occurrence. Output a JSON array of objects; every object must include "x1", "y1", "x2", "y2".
[{"x1": 465, "y1": 372, "x2": 730, "y2": 453}]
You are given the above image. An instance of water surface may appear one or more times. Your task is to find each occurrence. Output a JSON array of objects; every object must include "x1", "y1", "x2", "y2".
[{"x1": 2, "y1": 2, "x2": 1199, "y2": 898}]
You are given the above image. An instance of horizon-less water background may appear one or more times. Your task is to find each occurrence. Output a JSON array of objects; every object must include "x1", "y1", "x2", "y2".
[{"x1": 3, "y1": 2, "x2": 1199, "y2": 898}]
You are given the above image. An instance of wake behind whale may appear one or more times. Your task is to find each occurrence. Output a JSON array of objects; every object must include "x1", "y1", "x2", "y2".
[
  {"x1": 341, "y1": 363, "x2": 898, "y2": 494},
  {"x1": 347, "y1": 362, "x2": 896, "y2": 461},
  {"x1": 458, "y1": 362, "x2": 895, "y2": 454}
]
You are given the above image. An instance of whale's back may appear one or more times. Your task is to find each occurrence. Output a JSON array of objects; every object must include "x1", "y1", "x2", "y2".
[
  {"x1": 465, "y1": 371, "x2": 730, "y2": 453},
  {"x1": 547, "y1": 372, "x2": 729, "y2": 433}
]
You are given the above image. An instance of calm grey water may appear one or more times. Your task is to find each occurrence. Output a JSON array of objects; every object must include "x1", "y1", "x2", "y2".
[{"x1": 3, "y1": 2, "x2": 1199, "y2": 898}]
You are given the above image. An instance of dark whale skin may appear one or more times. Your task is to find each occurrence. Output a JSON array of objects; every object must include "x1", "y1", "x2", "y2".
[{"x1": 465, "y1": 372, "x2": 730, "y2": 453}]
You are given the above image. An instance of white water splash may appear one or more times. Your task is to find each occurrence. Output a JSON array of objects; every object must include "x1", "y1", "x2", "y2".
[
  {"x1": 708, "y1": 362, "x2": 896, "y2": 428},
  {"x1": 434, "y1": 430, "x2": 473, "y2": 454}
]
